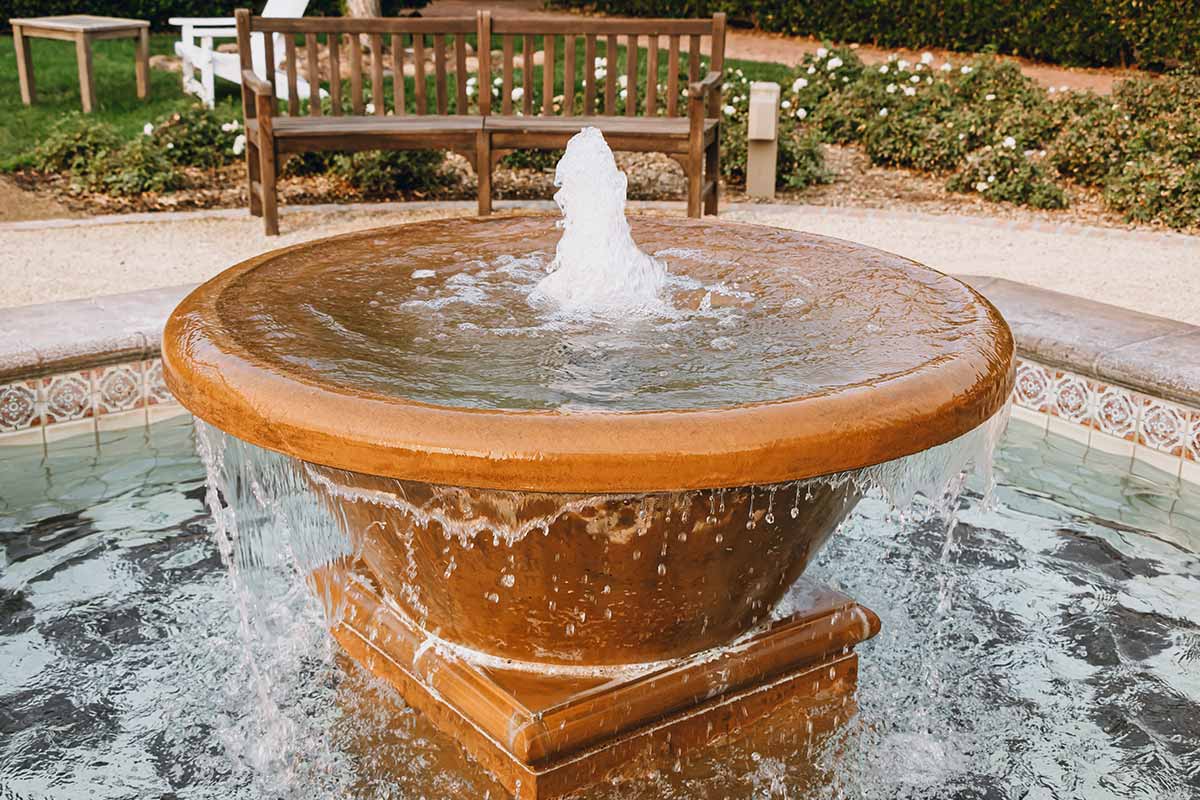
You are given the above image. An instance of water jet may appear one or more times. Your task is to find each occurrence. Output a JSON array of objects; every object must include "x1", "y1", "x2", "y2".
[{"x1": 163, "y1": 128, "x2": 1014, "y2": 798}]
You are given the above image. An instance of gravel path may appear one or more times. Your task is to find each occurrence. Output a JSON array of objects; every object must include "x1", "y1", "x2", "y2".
[{"x1": 4, "y1": 200, "x2": 1198, "y2": 324}]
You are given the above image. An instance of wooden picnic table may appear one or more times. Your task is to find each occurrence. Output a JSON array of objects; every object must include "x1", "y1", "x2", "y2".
[{"x1": 11, "y1": 14, "x2": 151, "y2": 113}]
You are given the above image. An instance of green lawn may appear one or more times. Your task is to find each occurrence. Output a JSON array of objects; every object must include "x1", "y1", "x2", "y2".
[{"x1": 0, "y1": 33, "x2": 240, "y2": 169}]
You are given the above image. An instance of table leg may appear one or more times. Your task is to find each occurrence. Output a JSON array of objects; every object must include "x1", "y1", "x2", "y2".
[
  {"x1": 75, "y1": 33, "x2": 96, "y2": 113},
  {"x1": 13, "y1": 25, "x2": 36, "y2": 106},
  {"x1": 136, "y1": 28, "x2": 150, "y2": 100}
]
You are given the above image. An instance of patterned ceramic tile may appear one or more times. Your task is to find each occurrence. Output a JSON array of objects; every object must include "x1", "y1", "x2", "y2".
[
  {"x1": 143, "y1": 358, "x2": 174, "y2": 405},
  {"x1": 42, "y1": 371, "x2": 93, "y2": 425},
  {"x1": 1013, "y1": 360, "x2": 1053, "y2": 412},
  {"x1": 1137, "y1": 396, "x2": 1188, "y2": 456},
  {"x1": 1089, "y1": 381, "x2": 1139, "y2": 441},
  {"x1": 0, "y1": 380, "x2": 40, "y2": 432},
  {"x1": 94, "y1": 362, "x2": 144, "y2": 415},
  {"x1": 1051, "y1": 372, "x2": 1092, "y2": 424},
  {"x1": 1187, "y1": 411, "x2": 1200, "y2": 462}
]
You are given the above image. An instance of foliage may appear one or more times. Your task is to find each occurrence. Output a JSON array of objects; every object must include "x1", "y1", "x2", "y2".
[
  {"x1": 0, "y1": 0, "x2": 426, "y2": 30},
  {"x1": 946, "y1": 144, "x2": 1067, "y2": 209},
  {"x1": 33, "y1": 113, "x2": 122, "y2": 172},
  {"x1": 148, "y1": 105, "x2": 242, "y2": 169},
  {"x1": 92, "y1": 136, "x2": 186, "y2": 195},
  {"x1": 501, "y1": 149, "x2": 563, "y2": 171},
  {"x1": 333, "y1": 150, "x2": 449, "y2": 196},
  {"x1": 546, "y1": 0, "x2": 1200, "y2": 69}
]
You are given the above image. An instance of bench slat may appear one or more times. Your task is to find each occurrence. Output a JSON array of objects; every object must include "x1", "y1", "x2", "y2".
[
  {"x1": 667, "y1": 36, "x2": 679, "y2": 116},
  {"x1": 542, "y1": 34, "x2": 555, "y2": 116},
  {"x1": 522, "y1": 34, "x2": 534, "y2": 116},
  {"x1": 455, "y1": 33, "x2": 468, "y2": 114},
  {"x1": 349, "y1": 33, "x2": 363, "y2": 114},
  {"x1": 646, "y1": 35, "x2": 657, "y2": 116},
  {"x1": 263, "y1": 31, "x2": 278, "y2": 113},
  {"x1": 688, "y1": 35, "x2": 700, "y2": 83},
  {"x1": 390, "y1": 33, "x2": 403, "y2": 115},
  {"x1": 478, "y1": 10, "x2": 492, "y2": 115},
  {"x1": 604, "y1": 34, "x2": 616, "y2": 115},
  {"x1": 371, "y1": 33, "x2": 385, "y2": 115},
  {"x1": 563, "y1": 35, "x2": 575, "y2": 114},
  {"x1": 284, "y1": 36, "x2": 299, "y2": 115},
  {"x1": 625, "y1": 34, "x2": 637, "y2": 117},
  {"x1": 583, "y1": 35, "x2": 595, "y2": 116},
  {"x1": 328, "y1": 33, "x2": 342, "y2": 114},
  {"x1": 305, "y1": 34, "x2": 321, "y2": 116},
  {"x1": 413, "y1": 34, "x2": 427, "y2": 114},
  {"x1": 501, "y1": 35, "x2": 513, "y2": 115},
  {"x1": 434, "y1": 34, "x2": 448, "y2": 115}
]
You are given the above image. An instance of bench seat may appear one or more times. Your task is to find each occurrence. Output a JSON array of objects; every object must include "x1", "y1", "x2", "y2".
[{"x1": 246, "y1": 115, "x2": 485, "y2": 154}]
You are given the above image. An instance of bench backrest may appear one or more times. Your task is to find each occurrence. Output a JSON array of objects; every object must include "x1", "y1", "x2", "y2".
[
  {"x1": 484, "y1": 15, "x2": 725, "y2": 118},
  {"x1": 234, "y1": 10, "x2": 725, "y2": 120}
]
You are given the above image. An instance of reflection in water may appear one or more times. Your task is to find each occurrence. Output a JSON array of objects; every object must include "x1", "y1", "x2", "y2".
[{"x1": 1, "y1": 417, "x2": 1198, "y2": 798}]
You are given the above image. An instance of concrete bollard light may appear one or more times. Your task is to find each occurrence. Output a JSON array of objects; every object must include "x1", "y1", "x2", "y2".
[{"x1": 747, "y1": 81, "x2": 781, "y2": 200}]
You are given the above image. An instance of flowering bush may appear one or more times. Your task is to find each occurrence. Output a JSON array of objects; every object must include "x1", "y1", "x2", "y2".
[
  {"x1": 333, "y1": 150, "x2": 450, "y2": 196},
  {"x1": 148, "y1": 106, "x2": 242, "y2": 169},
  {"x1": 946, "y1": 143, "x2": 1067, "y2": 209},
  {"x1": 33, "y1": 114, "x2": 122, "y2": 173},
  {"x1": 91, "y1": 137, "x2": 186, "y2": 196}
]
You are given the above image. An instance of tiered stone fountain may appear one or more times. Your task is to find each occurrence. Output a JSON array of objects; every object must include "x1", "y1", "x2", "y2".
[{"x1": 164, "y1": 129, "x2": 1013, "y2": 798}]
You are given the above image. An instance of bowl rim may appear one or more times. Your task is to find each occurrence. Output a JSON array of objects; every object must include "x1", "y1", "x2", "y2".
[{"x1": 162, "y1": 215, "x2": 1015, "y2": 492}]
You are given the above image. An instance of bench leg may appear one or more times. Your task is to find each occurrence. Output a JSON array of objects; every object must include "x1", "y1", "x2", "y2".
[
  {"x1": 476, "y1": 131, "x2": 492, "y2": 216},
  {"x1": 704, "y1": 135, "x2": 719, "y2": 216},
  {"x1": 247, "y1": 140, "x2": 262, "y2": 217},
  {"x1": 258, "y1": 139, "x2": 279, "y2": 236},
  {"x1": 686, "y1": 149, "x2": 703, "y2": 219}
]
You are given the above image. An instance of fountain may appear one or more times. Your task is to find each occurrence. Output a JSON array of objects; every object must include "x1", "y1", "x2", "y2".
[{"x1": 163, "y1": 128, "x2": 1014, "y2": 798}]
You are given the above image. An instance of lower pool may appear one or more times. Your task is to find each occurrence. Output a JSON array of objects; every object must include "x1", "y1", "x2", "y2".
[{"x1": 1, "y1": 415, "x2": 1197, "y2": 798}]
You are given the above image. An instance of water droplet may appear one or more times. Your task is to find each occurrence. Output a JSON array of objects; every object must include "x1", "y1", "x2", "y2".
[
  {"x1": 501, "y1": 574, "x2": 515, "y2": 588},
  {"x1": 485, "y1": 592, "x2": 499, "y2": 603},
  {"x1": 657, "y1": 563, "x2": 667, "y2": 576}
]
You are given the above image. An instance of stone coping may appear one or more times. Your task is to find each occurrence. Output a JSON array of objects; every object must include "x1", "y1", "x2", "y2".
[{"x1": 960, "y1": 276, "x2": 1200, "y2": 408}]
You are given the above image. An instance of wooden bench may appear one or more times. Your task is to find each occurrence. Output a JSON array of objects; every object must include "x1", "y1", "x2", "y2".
[{"x1": 234, "y1": 9, "x2": 726, "y2": 234}]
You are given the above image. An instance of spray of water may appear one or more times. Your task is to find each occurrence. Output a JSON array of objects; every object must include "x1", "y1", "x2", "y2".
[{"x1": 531, "y1": 127, "x2": 668, "y2": 313}]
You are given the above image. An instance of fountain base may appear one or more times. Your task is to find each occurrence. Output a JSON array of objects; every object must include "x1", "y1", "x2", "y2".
[{"x1": 316, "y1": 562, "x2": 880, "y2": 799}]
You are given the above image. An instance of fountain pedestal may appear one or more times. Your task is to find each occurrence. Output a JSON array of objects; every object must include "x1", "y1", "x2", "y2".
[{"x1": 317, "y1": 561, "x2": 879, "y2": 799}]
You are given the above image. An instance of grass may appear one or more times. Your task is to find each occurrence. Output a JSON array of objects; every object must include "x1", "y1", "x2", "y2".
[{"x1": 0, "y1": 33, "x2": 241, "y2": 169}]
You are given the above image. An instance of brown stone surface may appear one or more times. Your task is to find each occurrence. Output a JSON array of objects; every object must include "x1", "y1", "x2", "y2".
[
  {"x1": 318, "y1": 560, "x2": 877, "y2": 800},
  {"x1": 962, "y1": 276, "x2": 1200, "y2": 407}
]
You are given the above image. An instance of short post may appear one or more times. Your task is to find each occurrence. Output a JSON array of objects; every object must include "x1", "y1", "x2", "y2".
[{"x1": 746, "y1": 81, "x2": 780, "y2": 200}]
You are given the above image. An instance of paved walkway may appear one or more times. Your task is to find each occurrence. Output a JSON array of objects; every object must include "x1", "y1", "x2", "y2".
[
  {"x1": 426, "y1": 0, "x2": 1140, "y2": 94},
  {"x1": 4, "y1": 200, "x2": 1198, "y2": 324}
]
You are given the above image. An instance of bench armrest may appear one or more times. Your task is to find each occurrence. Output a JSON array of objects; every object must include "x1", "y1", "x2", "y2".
[
  {"x1": 243, "y1": 69, "x2": 273, "y2": 97},
  {"x1": 688, "y1": 70, "x2": 723, "y2": 101}
]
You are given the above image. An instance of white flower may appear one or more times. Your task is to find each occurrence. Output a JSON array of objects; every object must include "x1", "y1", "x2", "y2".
[
  {"x1": 985, "y1": 93, "x2": 996, "y2": 101},
  {"x1": 796, "y1": 107, "x2": 807, "y2": 119},
  {"x1": 903, "y1": 86, "x2": 916, "y2": 96},
  {"x1": 142, "y1": 123, "x2": 154, "y2": 136},
  {"x1": 975, "y1": 181, "x2": 989, "y2": 192},
  {"x1": 1002, "y1": 136, "x2": 1017, "y2": 149},
  {"x1": 961, "y1": 65, "x2": 973, "y2": 74},
  {"x1": 165, "y1": 142, "x2": 174, "y2": 150},
  {"x1": 512, "y1": 87, "x2": 524, "y2": 101},
  {"x1": 232, "y1": 134, "x2": 246, "y2": 156},
  {"x1": 493, "y1": 76, "x2": 502, "y2": 87},
  {"x1": 958, "y1": 133, "x2": 967, "y2": 140},
  {"x1": 940, "y1": 62, "x2": 953, "y2": 72},
  {"x1": 921, "y1": 51, "x2": 934, "y2": 64},
  {"x1": 781, "y1": 99, "x2": 792, "y2": 109},
  {"x1": 1048, "y1": 86, "x2": 1057, "y2": 94},
  {"x1": 594, "y1": 57, "x2": 606, "y2": 67},
  {"x1": 878, "y1": 107, "x2": 889, "y2": 117},
  {"x1": 792, "y1": 77, "x2": 808, "y2": 91},
  {"x1": 618, "y1": 74, "x2": 628, "y2": 88},
  {"x1": 910, "y1": 75, "x2": 920, "y2": 83},
  {"x1": 988, "y1": 174, "x2": 996, "y2": 183},
  {"x1": 220, "y1": 120, "x2": 239, "y2": 132},
  {"x1": 816, "y1": 47, "x2": 828, "y2": 59},
  {"x1": 888, "y1": 53, "x2": 898, "y2": 62},
  {"x1": 886, "y1": 83, "x2": 897, "y2": 94},
  {"x1": 897, "y1": 59, "x2": 910, "y2": 70},
  {"x1": 879, "y1": 65, "x2": 889, "y2": 74},
  {"x1": 595, "y1": 68, "x2": 606, "y2": 80},
  {"x1": 723, "y1": 82, "x2": 732, "y2": 91},
  {"x1": 365, "y1": 102, "x2": 375, "y2": 113},
  {"x1": 723, "y1": 104, "x2": 736, "y2": 116},
  {"x1": 827, "y1": 57, "x2": 843, "y2": 70},
  {"x1": 1059, "y1": 85, "x2": 1069, "y2": 92}
]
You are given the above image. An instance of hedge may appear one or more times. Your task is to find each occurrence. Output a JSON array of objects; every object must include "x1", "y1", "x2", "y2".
[
  {"x1": 547, "y1": 0, "x2": 1200, "y2": 69},
  {"x1": 1, "y1": 0, "x2": 426, "y2": 30}
]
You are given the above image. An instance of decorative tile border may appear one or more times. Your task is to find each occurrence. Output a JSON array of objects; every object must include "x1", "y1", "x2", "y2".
[
  {"x1": 1, "y1": 352, "x2": 1197, "y2": 483},
  {"x1": 0, "y1": 356, "x2": 184, "y2": 449}
]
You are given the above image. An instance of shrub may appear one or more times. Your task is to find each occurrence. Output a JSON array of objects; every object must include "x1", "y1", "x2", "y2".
[
  {"x1": 149, "y1": 106, "x2": 242, "y2": 169},
  {"x1": 334, "y1": 150, "x2": 449, "y2": 196},
  {"x1": 501, "y1": 150, "x2": 563, "y2": 171},
  {"x1": 33, "y1": 113, "x2": 122, "y2": 173},
  {"x1": 94, "y1": 137, "x2": 186, "y2": 195},
  {"x1": 1103, "y1": 158, "x2": 1200, "y2": 229},
  {"x1": 947, "y1": 144, "x2": 1067, "y2": 209},
  {"x1": 545, "y1": 0, "x2": 1199, "y2": 70}
]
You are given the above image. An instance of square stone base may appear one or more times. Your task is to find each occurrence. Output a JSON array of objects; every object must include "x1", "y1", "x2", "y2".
[{"x1": 316, "y1": 563, "x2": 880, "y2": 800}]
